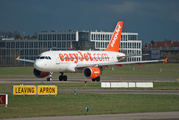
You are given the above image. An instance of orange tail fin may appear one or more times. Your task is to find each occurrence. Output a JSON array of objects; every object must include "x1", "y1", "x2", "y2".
[
  {"x1": 104, "y1": 21, "x2": 123, "y2": 52},
  {"x1": 164, "y1": 58, "x2": 168, "y2": 63}
]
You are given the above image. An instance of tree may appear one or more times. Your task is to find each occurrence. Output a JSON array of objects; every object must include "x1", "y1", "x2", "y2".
[
  {"x1": 33, "y1": 32, "x2": 38, "y2": 38},
  {"x1": 15, "y1": 35, "x2": 21, "y2": 39},
  {"x1": 1, "y1": 31, "x2": 21, "y2": 39},
  {"x1": 151, "y1": 40, "x2": 155, "y2": 45}
]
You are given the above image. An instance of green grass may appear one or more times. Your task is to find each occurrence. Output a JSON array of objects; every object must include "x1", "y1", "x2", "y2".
[
  {"x1": 0, "y1": 66, "x2": 34, "y2": 78},
  {"x1": 0, "y1": 92, "x2": 179, "y2": 118},
  {"x1": 102, "y1": 63, "x2": 179, "y2": 78},
  {"x1": 154, "y1": 82, "x2": 179, "y2": 90},
  {"x1": 0, "y1": 63, "x2": 179, "y2": 78}
]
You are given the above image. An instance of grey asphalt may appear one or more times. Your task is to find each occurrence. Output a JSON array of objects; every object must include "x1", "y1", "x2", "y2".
[{"x1": 2, "y1": 111, "x2": 179, "y2": 120}]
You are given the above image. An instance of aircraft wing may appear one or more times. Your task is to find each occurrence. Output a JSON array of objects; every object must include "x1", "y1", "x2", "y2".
[
  {"x1": 117, "y1": 54, "x2": 149, "y2": 58},
  {"x1": 16, "y1": 56, "x2": 35, "y2": 63},
  {"x1": 76, "y1": 58, "x2": 167, "y2": 68}
]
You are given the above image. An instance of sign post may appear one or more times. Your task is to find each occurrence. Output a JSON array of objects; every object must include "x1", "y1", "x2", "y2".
[
  {"x1": 0, "y1": 94, "x2": 8, "y2": 107},
  {"x1": 85, "y1": 81, "x2": 87, "y2": 87}
]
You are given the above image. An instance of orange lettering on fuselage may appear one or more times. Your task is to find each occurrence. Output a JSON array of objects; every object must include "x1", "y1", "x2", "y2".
[
  {"x1": 69, "y1": 53, "x2": 74, "y2": 61},
  {"x1": 64, "y1": 53, "x2": 69, "y2": 61},
  {"x1": 83, "y1": 53, "x2": 89, "y2": 61},
  {"x1": 58, "y1": 51, "x2": 109, "y2": 63},
  {"x1": 73, "y1": 53, "x2": 78, "y2": 63},
  {"x1": 59, "y1": 54, "x2": 64, "y2": 61},
  {"x1": 97, "y1": 53, "x2": 102, "y2": 61},
  {"x1": 78, "y1": 51, "x2": 84, "y2": 62}
]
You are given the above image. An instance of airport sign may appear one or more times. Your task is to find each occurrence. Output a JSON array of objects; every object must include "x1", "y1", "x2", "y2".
[
  {"x1": 12, "y1": 85, "x2": 37, "y2": 95},
  {"x1": 37, "y1": 85, "x2": 57, "y2": 95},
  {"x1": 0, "y1": 94, "x2": 8, "y2": 107}
]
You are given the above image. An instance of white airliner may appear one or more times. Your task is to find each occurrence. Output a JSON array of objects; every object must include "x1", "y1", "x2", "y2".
[{"x1": 16, "y1": 21, "x2": 167, "y2": 81}]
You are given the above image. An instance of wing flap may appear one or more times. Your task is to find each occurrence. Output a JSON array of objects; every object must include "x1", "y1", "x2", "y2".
[{"x1": 117, "y1": 54, "x2": 149, "y2": 60}]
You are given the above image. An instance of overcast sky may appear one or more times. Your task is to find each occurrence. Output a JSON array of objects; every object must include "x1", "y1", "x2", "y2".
[{"x1": 0, "y1": 0, "x2": 179, "y2": 45}]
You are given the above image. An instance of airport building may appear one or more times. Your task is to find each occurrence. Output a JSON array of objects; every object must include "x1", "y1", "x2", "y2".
[
  {"x1": 0, "y1": 30, "x2": 142, "y2": 66},
  {"x1": 143, "y1": 41, "x2": 179, "y2": 62}
]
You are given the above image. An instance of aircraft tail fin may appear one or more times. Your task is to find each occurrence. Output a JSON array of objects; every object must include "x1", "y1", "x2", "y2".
[{"x1": 104, "y1": 21, "x2": 123, "y2": 52}]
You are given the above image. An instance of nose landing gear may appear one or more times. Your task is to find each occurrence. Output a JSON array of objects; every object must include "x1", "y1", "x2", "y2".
[{"x1": 47, "y1": 72, "x2": 53, "y2": 81}]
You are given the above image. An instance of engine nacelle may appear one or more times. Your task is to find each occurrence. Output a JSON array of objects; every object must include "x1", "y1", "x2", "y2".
[
  {"x1": 83, "y1": 67, "x2": 100, "y2": 79},
  {"x1": 33, "y1": 68, "x2": 49, "y2": 78}
]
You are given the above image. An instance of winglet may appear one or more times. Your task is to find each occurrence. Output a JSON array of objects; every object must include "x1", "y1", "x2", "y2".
[
  {"x1": 16, "y1": 56, "x2": 20, "y2": 61},
  {"x1": 164, "y1": 58, "x2": 168, "y2": 63},
  {"x1": 104, "y1": 21, "x2": 123, "y2": 52},
  {"x1": 17, "y1": 56, "x2": 20, "y2": 59}
]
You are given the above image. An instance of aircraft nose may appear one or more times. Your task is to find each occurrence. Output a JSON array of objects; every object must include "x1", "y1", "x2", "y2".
[
  {"x1": 34, "y1": 60, "x2": 43, "y2": 70},
  {"x1": 34, "y1": 60, "x2": 50, "y2": 71}
]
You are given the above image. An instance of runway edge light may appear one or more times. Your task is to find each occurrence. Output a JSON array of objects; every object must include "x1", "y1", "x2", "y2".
[{"x1": 86, "y1": 107, "x2": 89, "y2": 113}]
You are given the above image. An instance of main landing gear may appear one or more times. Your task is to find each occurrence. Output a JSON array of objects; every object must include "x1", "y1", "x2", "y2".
[
  {"x1": 59, "y1": 72, "x2": 67, "y2": 81},
  {"x1": 92, "y1": 76, "x2": 100, "y2": 82}
]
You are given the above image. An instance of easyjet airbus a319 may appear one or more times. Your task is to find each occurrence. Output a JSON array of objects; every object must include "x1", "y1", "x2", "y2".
[{"x1": 16, "y1": 21, "x2": 167, "y2": 81}]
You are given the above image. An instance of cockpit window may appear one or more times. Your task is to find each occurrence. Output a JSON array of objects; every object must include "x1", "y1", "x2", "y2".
[
  {"x1": 36, "y1": 56, "x2": 51, "y2": 60},
  {"x1": 40, "y1": 56, "x2": 45, "y2": 59}
]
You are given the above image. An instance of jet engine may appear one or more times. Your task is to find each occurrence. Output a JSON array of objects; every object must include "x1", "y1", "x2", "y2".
[
  {"x1": 33, "y1": 68, "x2": 49, "y2": 78},
  {"x1": 83, "y1": 67, "x2": 100, "y2": 79}
]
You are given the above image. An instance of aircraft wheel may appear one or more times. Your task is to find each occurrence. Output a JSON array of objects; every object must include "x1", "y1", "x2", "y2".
[
  {"x1": 59, "y1": 75, "x2": 63, "y2": 81},
  {"x1": 92, "y1": 76, "x2": 100, "y2": 82},
  {"x1": 47, "y1": 77, "x2": 50, "y2": 81},
  {"x1": 63, "y1": 75, "x2": 67, "y2": 81},
  {"x1": 96, "y1": 76, "x2": 100, "y2": 82},
  {"x1": 92, "y1": 79, "x2": 95, "y2": 82}
]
